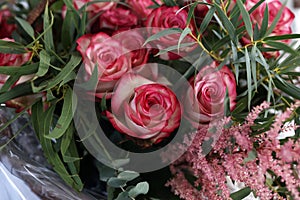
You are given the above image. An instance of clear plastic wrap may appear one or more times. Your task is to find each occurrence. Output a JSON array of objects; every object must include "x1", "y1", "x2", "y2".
[{"x1": 0, "y1": 108, "x2": 101, "y2": 200}]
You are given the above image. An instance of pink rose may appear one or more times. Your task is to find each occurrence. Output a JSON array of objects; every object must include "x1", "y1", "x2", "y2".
[
  {"x1": 106, "y1": 73, "x2": 181, "y2": 145},
  {"x1": 145, "y1": 6, "x2": 196, "y2": 60},
  {"x1": 184, "y1": 62, "x2": 236, "y2": 126},
  {"x1": 126, "y1": 0, "x2": 162, "y2": 20},
  {"x1": 76, "y1": 32, "x2": 132, "y2": 99},
  {"x1": 0, "y1": 9, "x2": 16, "y2": 39},
  {"x1": 242, "y1": 0, "x2": 294, "y2": 57},
  {"x1": 99, "y1": 7, "x2": 138, "y2": 31},
  {"x1": 247, "y1": 0, "x2": 294, "y2": 37},
  {"x1": 113, "y1": 29, "x2": 149, "y2": 67}
]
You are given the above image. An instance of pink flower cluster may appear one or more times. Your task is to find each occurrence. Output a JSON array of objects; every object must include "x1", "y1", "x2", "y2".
[{"x1": 167, "y1": 102, "x2": 300, "y2": 200}]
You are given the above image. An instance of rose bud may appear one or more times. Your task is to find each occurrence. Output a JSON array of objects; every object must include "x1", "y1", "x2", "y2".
[
  {"x1": 184, "y1": 62, "x2": 236, "y2": 127},
  {"x1": 99, "y1": 7, "x2": 138, "y2": 32},
  {"x1": 113, "y1": 29, "x2": 150, "y2": 68},
  {"x1": 106, "y1": 73, "x2": 181, "y2": 145},
  {"x1": 76, "y1": 32, "x2": 132, "y2": 99},
  {"x1": 145, "y1": 6, "x2": 197, "y2": 60},
  {"x1": 0, "y1": 9, "x2": 16, "y2": 39}
]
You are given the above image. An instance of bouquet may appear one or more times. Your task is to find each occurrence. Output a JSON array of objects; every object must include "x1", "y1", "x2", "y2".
[{"x1": 0, "y1": 0, "x2": 300, "y2": 199}]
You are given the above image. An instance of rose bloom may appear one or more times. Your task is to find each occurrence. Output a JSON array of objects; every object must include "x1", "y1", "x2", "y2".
[
  {"x1": 0, "y1": 9, "x2": 16, "y2": 38},
  {"x1": 184, "y1": 62, "x2": 236, "y2": 126},
  {"x1": 243, "y1": 0, "x2": 294, "y2": 57},
  {"x1": 126, "y1": 0, "x2": 162, "y2": 20},
  {"x1": 76, "y1": 32, "x2": 132, "y2": 99},
  {"x1": 113, "y1": 29, "x2": 149, "y2": 67},
  {"x1": 145, "y1": 6, "x2": 196, "y2": 60},
  {"x1": 106, "y1": 73, "x2": 181, "y2": 145},
  {"x1": 99, "y1": 7, "x2": 138, "y2": 31}
]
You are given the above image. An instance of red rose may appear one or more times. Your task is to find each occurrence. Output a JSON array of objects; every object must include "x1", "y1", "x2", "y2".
[
  {"x1": 126, "y1": 0, "x2": 162, "y2": 20},
  {"x1": 76, "y1": 32, "x2": 132, "y2": 99},
  {"x1": 113, "y1": 29, "x2": 149, "y2": 67},
  {"x1": 145, "y1": 6, "x2": 196, "y2": 60},
  {"x1": 184, "y1": 62, "x2": 236, "y2": 126},
  {"x1": 106, "y1": 73, "x2": 181, "y2": 144},
  {"x1": 0, "y1": 9, "x2": 16, "y2": 38},
  {"x1": 99, "y1": 7, "x2": 138, "y2": 31},
  {"x1": 73, "y1": 0, "x2": 116, "y2": 13}
]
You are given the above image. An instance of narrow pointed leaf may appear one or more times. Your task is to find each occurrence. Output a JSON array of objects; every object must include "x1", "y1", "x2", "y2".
[{"x1": 236, "y1": 0, "x2": 253, "y2": 40}]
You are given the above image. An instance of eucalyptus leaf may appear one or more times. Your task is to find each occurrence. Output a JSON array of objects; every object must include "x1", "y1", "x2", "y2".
[
  {"x1": 128, "y1": 182, "x2": 149, "y2": 198},
  {"x1": 15, "y1": 17, "x2": 35, "y2": 39},
  {"x1": 117, "y1": 171, "x2": 140, "y2": 182},
  {"x1": 107, "y1": 177, "x2": 127, "y2": 188},
  {"x1": 45, "y1": 87, "x2": 76, "y2": 139},
  {"x1": 0, "y1": 39, "x2": 28, "y2": 54},
  {"x1": 43, "y1": 2, "x2": 54, "y2": 52}
]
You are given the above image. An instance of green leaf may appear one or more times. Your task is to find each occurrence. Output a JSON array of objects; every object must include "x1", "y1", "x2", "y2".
[
  {"x1": 259, "y1": 4, "x2": 269, "y2": 38},
  {"x1": 0, "y1": 75, "x2": 19, "y2": 93},
  {"x1": 32, "y1": 55, "x2": 82, "y2": 92},
  {"x1": 31, "y1": 101, "x2": 83, "y2": 191},
  {"x1": 230, "y1": 187, "x2": 252, "y2": 200},
  {"x1": 45, "y1": 87, "x2": 75, "y2": 139},
  {"x1": 250, "y1": 45, "x2": 257, "y2": 91},
  {"x1": 61, "y1": 9, "x2": 76, "y2": 50},
  {"x1": 178, "y1": 27, "x2": 191, "y2": 51},
  {"x1": 107, "y1": 177, "x2": 127, "y2": 188},
  {"x1": 15, "y1": 17, "x2": 35, "y2": 39},
  {"x1": 248, "y1": 0, "x2": 265, "y2": 14},
  {"x1": 0, "y1": 39, "x2": 28, "y2": 54},
  {"x1": 0, "y1": 81, "x2": 33, "y2": 103},
  {"x1": 236, "y1": 0, "x2": 253, "y2": 40},
  {"x1": 243, "y1": 149, "x2": 257, "y2": 164},
  {"x1": 162, "y1": 0, "x2": 176, "y2": 6},
  {"x1": 186, "y1": 2, "x2": 197, "y2": 26},
  {"x1": 97, "y1": 164, "x2": 116, "y2": 182},
  {"x1": 154, "y1": 42, "x2": 195, "y2": 56},
  {"x1": 265, "y1": 41, "x2": 298, "y2": 56},
  {"x1": 245, "y1": 48, "x2": 252, "y2": 110},
  {"x1": 37, "y1": 50, "x2": 51, "y2": 77},
  {"x1": 265, "y1": 2, "x2": 285, "y2": 36},
  {"x1": 264, "y1": 34, "x2": 300, "y2": 41},
  {"x1": 117, "y1": 171, "x2": 140, "y2": 182},
  {"x1": 144, "y1": 28, "x2": 182, "y2": 45},
  {"x1": 0, "y1": 63, "x2": 38, "y2": 75},
  {"x1": 115, "y1": 192, "x2": 131, "y2": 200},
  {"x1": 43, "y1": 2, "x2": 54, "y2": 52},
  {"x1": 214, "y1": 3, "x2": 236, "y2": 41},
  {"x1": 128, "y1": 182, "x2": 149, "y2": 198},
  {"x1": 200, "y1": 7, "x2": 216, "y2": 34},
  {"x1": 274, "y1": 76, "x2": 300, "y2": 100}
]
